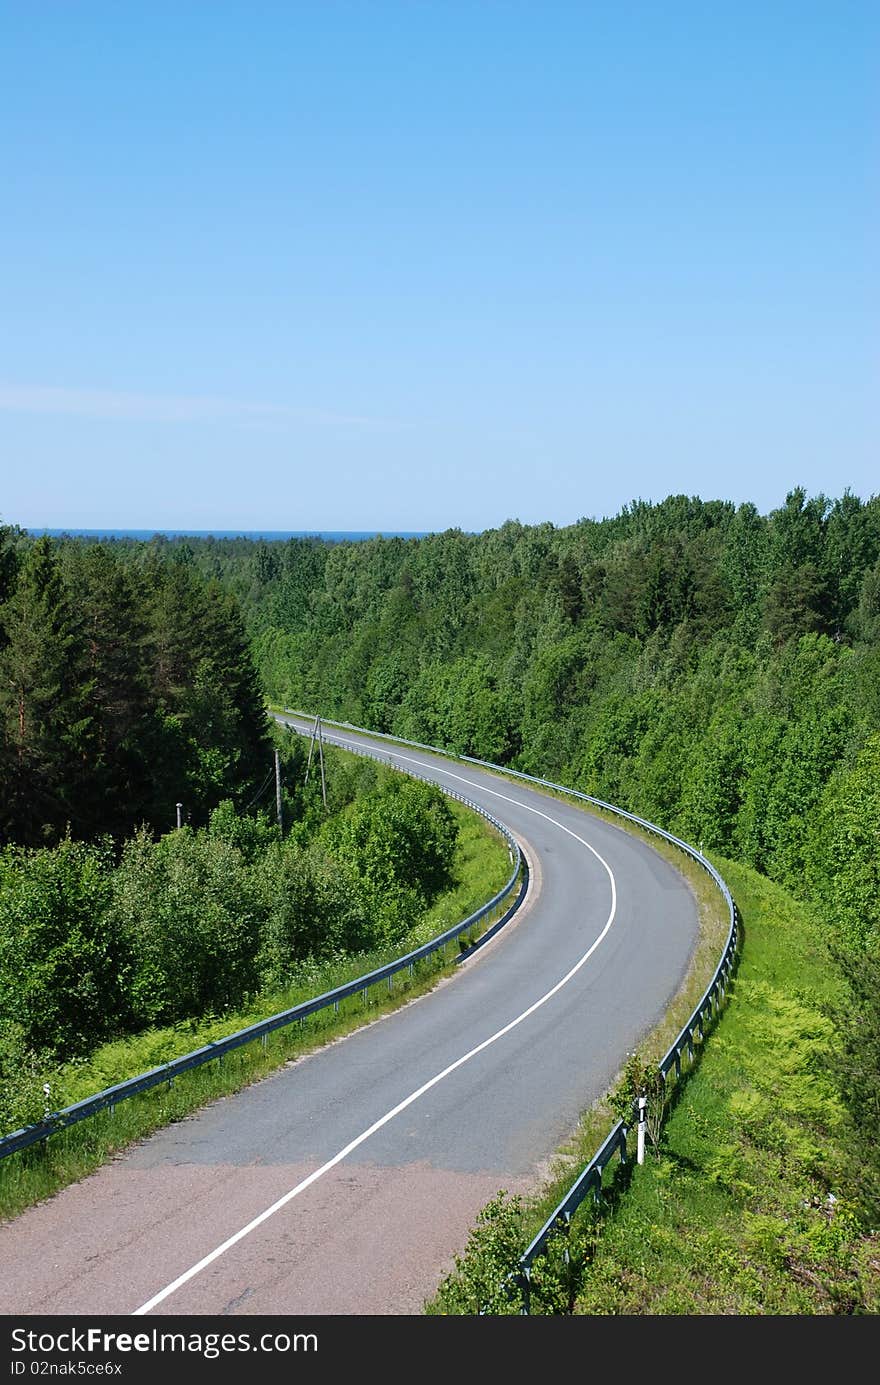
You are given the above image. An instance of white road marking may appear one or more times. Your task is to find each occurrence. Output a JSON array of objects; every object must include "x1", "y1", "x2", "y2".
[{"x1": 133, "y1": 730, "x2": 617, "y2": 1315}]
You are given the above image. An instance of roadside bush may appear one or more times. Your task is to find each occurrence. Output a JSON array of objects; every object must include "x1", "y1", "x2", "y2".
[
  {"x1": 322, "y1": 777, "x2": 458, "y2": 944},
  {"x1": 427, "y1": 1192, "x2": 526, "y2": 1315},
  {"x1": 109, "y1": 826, "x2": 261, "y2": 1026},
  {"x1": 254, "y1": 840, "x2": 370, "y2": 990},
  {"x1": 0, "y1": 837, "x2": 128, "y2": 1057},
  {"x1": 0, "y1": 1021, "x2": 48, "y2": 1131}
]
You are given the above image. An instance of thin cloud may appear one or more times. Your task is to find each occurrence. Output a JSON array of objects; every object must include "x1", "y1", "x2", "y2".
[{"x1": 0, "y1": 383, "x2": 400, "y2": 431}]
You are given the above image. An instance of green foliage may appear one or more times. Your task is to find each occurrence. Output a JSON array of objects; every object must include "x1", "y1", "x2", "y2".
[
  {"x1": 0, "y1": 1022, "x2": 49, "y2": 1131},
  {"x1": 804, "y1": 733, "x2": 880, "y2": 951},
  {"x1": 609, "y1": 1050, "x2": 667, "y2": 1150},
  {"x1": 206, "y1": 797, "x2": 280, "y2": 859},
  {"x1": 718, "y1": 980, "x2": 845, "y2": 1181},
  {"x1": 523, "y1": 1208, "x2": 604, "y2": 1315},
  {"x1": 0, "y1": 761, "x2": 466, "y2": 1093},
  {"x1": 0, "y1": 538, "x2": 89, "y2": 844},
  {"x1": 0, "y1": 837, "x2": 129, "y2": 1056},
  {"x1": 824, "y1": 946, "x2": 880, "y2": 1220},
  {"x1": 253, "y1": 841, "x2": 369, "y2": 990},
  {"x1": 321, "y1": 777, "x2": 458, "y2": 945},
  {"x1": 208, "y1": 487, "x2": 880, "y2": 985},
  {"x1": 427, "y1": 1193, "x2": 527, "y2": 1314},
  {"x1": 854, "y1": 558, "x2": 880, "y2": 642},
  {"x1": 109, "y1": 825, "x2": 263, "y2": 1027},
  {"x1": 0, "y1": 536, "x2": 272, "y2": 845},
  {"x1": 0, "y1": 521, "x2": 22, "y2": 613}
]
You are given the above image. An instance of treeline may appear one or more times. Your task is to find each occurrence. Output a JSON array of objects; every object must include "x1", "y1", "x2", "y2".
[
  {"x1": 90, "y1": 487, "x2": 879, "y2": 956},
  {"x1": 0, "y1": 528, "x2": 271, "y2": 846}
]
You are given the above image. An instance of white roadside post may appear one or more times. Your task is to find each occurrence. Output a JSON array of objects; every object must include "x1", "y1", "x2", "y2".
[{"x1": 637, "y1": 1094, "x2": 647, "y2": 1164}]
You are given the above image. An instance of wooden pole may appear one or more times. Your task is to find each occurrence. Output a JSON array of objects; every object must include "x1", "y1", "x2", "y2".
[
  {"x1": 318, "y1": 717, "x2": 327, "y2": 810},
  {"x1": 274, "y1": 748, "x2": 283, "y2": 831},
  {"x1": 304, "y1": 714, "x2": 319, "y2": 785}
]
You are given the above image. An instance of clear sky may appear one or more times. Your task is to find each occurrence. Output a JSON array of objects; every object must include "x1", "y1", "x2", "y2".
[{"x1": 1, "y1": 1, "x2": 877, "y2": 534}]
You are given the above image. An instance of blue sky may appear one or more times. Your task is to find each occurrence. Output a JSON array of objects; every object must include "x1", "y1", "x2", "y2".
[{"x1": 1, "y1": 1, "x2": 877, "y2": 534}]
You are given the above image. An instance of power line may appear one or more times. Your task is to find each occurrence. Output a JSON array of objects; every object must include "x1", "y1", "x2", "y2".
[{"x1": 242, "y1": 765, "x2": 275, "y2": 812}]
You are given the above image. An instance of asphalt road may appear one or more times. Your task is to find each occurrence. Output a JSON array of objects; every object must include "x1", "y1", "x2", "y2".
[{"x1": 0, "y1": 721, "x2": 698, "y2": 1317}]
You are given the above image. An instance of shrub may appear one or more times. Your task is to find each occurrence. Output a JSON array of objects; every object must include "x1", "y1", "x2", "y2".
[{"x1": 0, "y1": 837, "x2": 128, "y2": 1057}]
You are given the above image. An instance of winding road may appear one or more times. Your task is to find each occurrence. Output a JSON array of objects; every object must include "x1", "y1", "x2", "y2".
[{"x1": 0, "y1": 721, "x2": 698, "y2": 1316}]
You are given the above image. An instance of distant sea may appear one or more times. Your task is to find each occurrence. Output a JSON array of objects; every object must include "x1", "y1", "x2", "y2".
[{"x1": 30, "y1": 528, "x2": 428, "y2": 542}]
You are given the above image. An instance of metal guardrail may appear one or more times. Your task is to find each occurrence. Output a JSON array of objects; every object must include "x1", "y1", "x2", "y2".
[
  {"x1": 0, "y1": 749, "x2": 525, "y2": 1163},
  {"x1": 277, "y1": 711, "x2": 740, "y2": 1312}
]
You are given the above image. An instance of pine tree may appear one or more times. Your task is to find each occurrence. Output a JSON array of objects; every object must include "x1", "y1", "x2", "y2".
[
  {"x1": 0, "y1": 538, "x2": 91, "y2": 844},
  {"x1": 184, "y1": 581, "x2": 273, "y2": 809},
  {"x1": 0, "y1": 522, "x2": 20, "y2": 621},
  {"x1": 140, "y1": 560, "x2": 271, "y2": 823},
  {"x1": 64, "y1": 543, "x2": 154, "y2": 836}
]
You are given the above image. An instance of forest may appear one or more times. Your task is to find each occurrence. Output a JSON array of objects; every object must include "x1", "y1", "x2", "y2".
[
  {"x1": 2, "y1": 486, "x2": 879, "y2": 1244},
  {"x1": 8, "y1": 489, "x2": 877, "y2": 956},
  {"x1": 79, "y1": 486, "x2": 877, "y2": 958}
]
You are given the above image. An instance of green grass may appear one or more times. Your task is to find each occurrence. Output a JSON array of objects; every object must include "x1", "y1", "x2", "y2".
[
  {"x1": 427, "y1": 857, "x2": 879, "y2": 1315},
  {"x1": 0, "y1": 797, "x2": 513, "y2": 1222}
]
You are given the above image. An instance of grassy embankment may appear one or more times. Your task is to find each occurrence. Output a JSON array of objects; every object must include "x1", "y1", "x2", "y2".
[
  {"x1": 0, "y1": 795, "x2": 513, "y2": 1222},
  {"x1": 427, "y1": 854, "x2": 879, "y2": 1314}
]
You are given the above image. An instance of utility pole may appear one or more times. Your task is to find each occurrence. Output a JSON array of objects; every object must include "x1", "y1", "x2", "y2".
[
  {"x1": 317, "y1": 716, "x2": 327, "y2": 810},
  {"x1": 304, "y1": 715, "x2": 328, "y2": 810},
  {"x1": 274, "y1": 747, "x2": 283, "y2": 832},
  {"x1": 304, "y1": 715, "x2": 318, "y2": 785}
]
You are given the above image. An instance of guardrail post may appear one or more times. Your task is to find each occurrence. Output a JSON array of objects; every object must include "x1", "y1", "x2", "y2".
[{"x1": 519, "y1": 1267, "x2": 531, "y2": 1316}]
